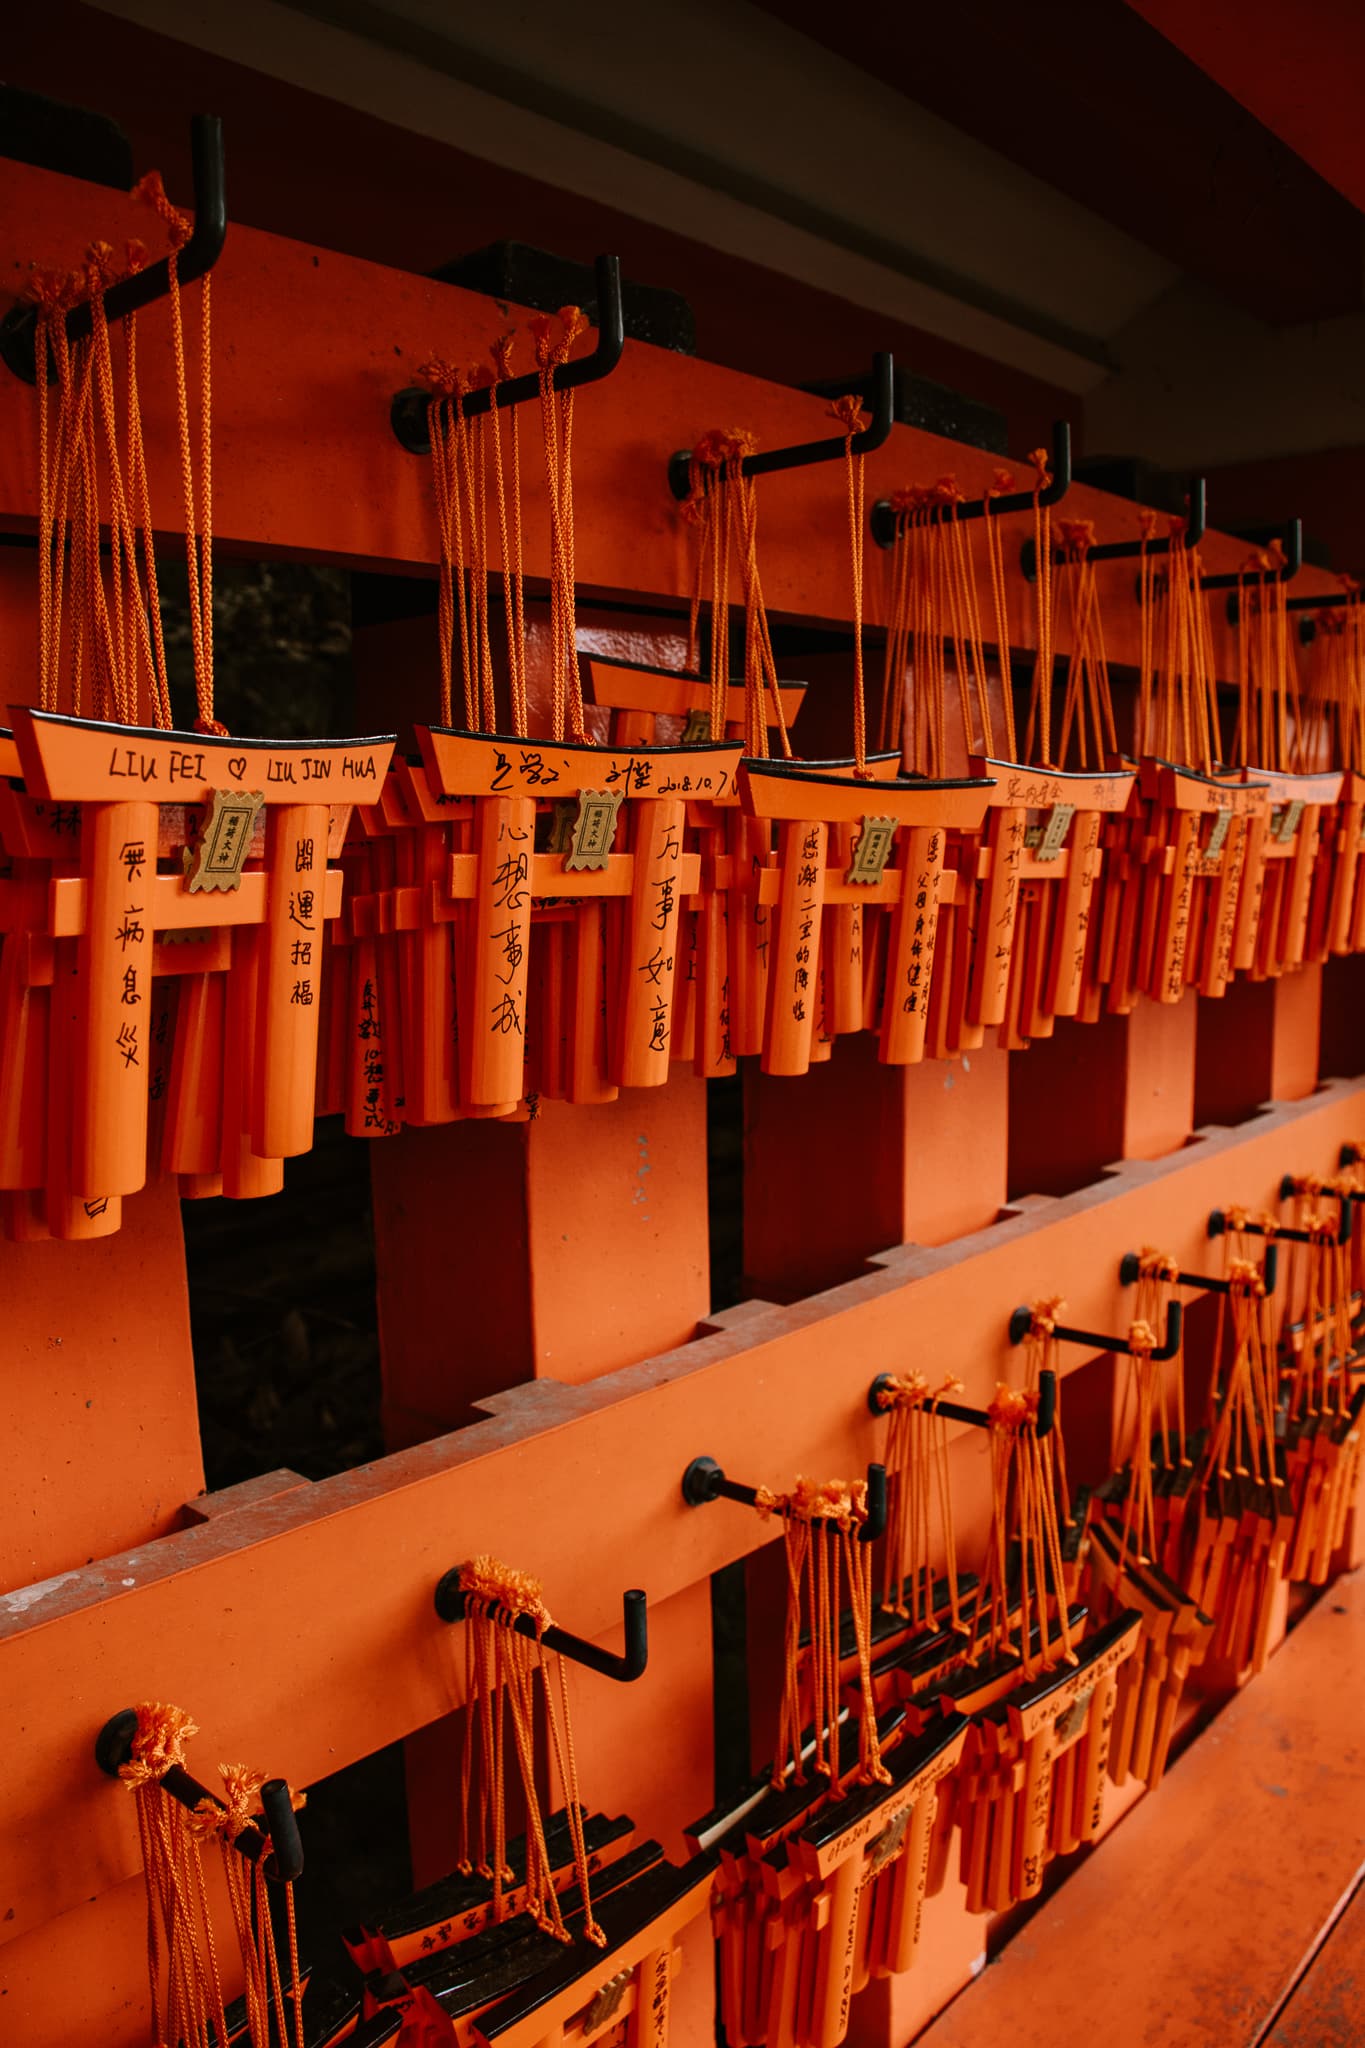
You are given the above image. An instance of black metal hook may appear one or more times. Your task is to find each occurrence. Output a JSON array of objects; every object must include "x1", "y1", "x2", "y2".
[
  {"x1": 1008, "y1": 1299, "x2": 1182, "y2": 1361},
  {"x1": 391, "y1": 253, "x2": 625, "y2": 456},
  {"x1": 95, "y1": 1709, "x2": 304, "y2": 1882},
  {"x1": 1285, "y1": 583, "x2": 1359, "y2": 613},
  {"x1": 1340, "y1": 1144, "x2": 1363, "y2": 1169},
  {"x1": 1284, "y1": 584, "x2": 1359, "y2": 646},
  {"x1": 433, "y1": 1571, "x2": 647, "y2": 1683},
  {"x1": 1021, "y1": 478, "x2": 1206, "y2": 582},
  {"x1": 1208, "y1": 1198, "x2": 1353, "y2": 1248},
  {"x1": 867, "y1": 1369, "x2": 1057, "y2": 1440},
  {"x1": 1119, "y1": 1244, "x2": 1279, "y2": 1299},
  {"x1": 1203, "y1": 518, "x2": 1303, "y2": 604},
  {"x1": 680, "y1": 1458, "x2": 887, "y2": 1543},
  {"x1": 668, "y1": 351, "x2": 894, "y2": 501},
  {"x1": 1281, "y1": 1172, "x2": 1355, "y2": 1214},
  {"x1": 0, "y1": 116, "x2": 227, "y2": 385},
  {"x1": 871, "y1": 418, "x2": 1071, "y2": 550}
]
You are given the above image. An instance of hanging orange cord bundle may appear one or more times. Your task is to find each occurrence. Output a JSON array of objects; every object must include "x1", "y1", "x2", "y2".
[
  {"x1": 982, "y1": 468, "x2": 1020, "y2": 761},
  {"x1": 1111, "y1": 508, "x2": 1252, "y2": 1016},
  {"x1": 1325, "y1": 581, "x2": 1365, "y2": 774},
  {"x1": 118, "y1": 1702, "x2": 305, "y2": 2048},
  {"x1": 1177, "y1": 1225, "x2": 1287, "y2": 1674},
  {"x1": 1202, "y1": 1245, "x2": 1278, "y2": 1491},
  {"x1": 134, "y1": 170, "x2": 222, "y2": 736},
  {"x1": 969, "y1": 1301, "x2": 1075, "y2": 1681},
  {"x1": 1052, "y1": 521, "x2": 1117, "y2": 772},
  {"x1": 679, "y1": 426, "x2": 792, "y2": 1072},
  {"x1": 875, "y1": 1372, "x2": 964, "y2": 1636},
  {"x1": 422, "y1": 306, "x2": 588, "y2": 745},
  {"x1": 1112, "y1": 1251, "x2": 1189, "y2": 1571},
  {"x1": 1023, "y1": 448, "x2": 1056, "y2": 768},
  {"x1": 945, "y1": 1320, "x2": 1145, "y2": 1924},
  {"x1": 534, "y1": 306, "x2": 588, "y2": 745},
  {"x1": 191, "y1": 1764, "x2": 308, "y2": 2048},
  {"x1": 423, "y1": 356, "x2": 480, "y2": 731},
  {"x1": 1299, "y1": 581, "x2": 1365, "y2": 773},
  {"x1": 32, "y1": 255, "x2": 112, "y2": 721},
  {"x1": 31, "y1": 233, "x2": 175, "y2": 730},
  {"x1": 17, "y1": 205, "x2": 197, "y2": 1243},
  {"x1": 1281, "y1": 1208, "x2": 1361, "y2": 1585},
  {"x1": 1231, "y1": 542, "x2": 1299, "y2": 774},
  {"x1": 682, "y1": 428, "x2": 740, "y2": 738},
  {"x1": 1299, "y1": 582, "x2": 1365, "y2": 961},
  {"x1": 1020, "y1": 1294, "x2": 1072, "y2": 1538},
  {"x1": 760, "y1": 1476, "x2": 889, "y2": 1797},
  {"x1": 681, "y1": 427, "x2": 792, "y2": 758},
  {"x1": 830, "y1": 393, "x2": 873, "y2": 778},
  {"x1": 454, "y1": 1556, "x2": 606, "y2": 1947},
  {"x1": 1080, "y1": 1251, "x2": 1214, "y2": 1795},
  {"x1": 879, "y1": 476, "x2": 1002, "y2": 774},
  {"x1": 1158, "y1": 520, "x2": 1218, "y2": 774},
  {"x1": 883, "y1": 486, "x2": 938, "y2": 770}
]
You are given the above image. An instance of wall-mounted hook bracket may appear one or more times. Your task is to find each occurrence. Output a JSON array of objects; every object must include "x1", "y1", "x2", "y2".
[
  {"x1": 1208, "y1": 1198, "x2": 1352, "y2": 1248},
  {"x1": 95, "y1": 1709, "x2": 303, "y2": 1881},
  {"x1": 871, "y1": 418, "x2": 1071, "y2": 550},
  {"x1": 391, "y1": 253, "x2": 625, "y2": 456},
  {"x1": 867, "y1": 1370, "x2": 1057, "y2": 1439},
  {"x1": 1008, "y1": 1299, "x2": 1182, "y2": 1361},
  {"x1": 1340, "y1": 1144, "x2": 1363, "y2": 1169},
  {"x1": 668, "y1": 351, "x2": 894, "y2": 501},
  {"x1": 1285, "y1": 581, "x2": 1359, "y2": 644},
  {"x1": 1206, "y1": 519, "x2": 1303, "y2": 615},
  {"x1": 432, "y1": 1572, "x2": 647, "y2": 1683},
  {"x1": 1280, "y1": 1172, "x2": 1354, "y2": 1215},
  {"x1": 1022, "y1": 478, "x2": 1206, "y2": 583},
  {"x1": 1285, "y1": 584, "x2": 1357, "y2": 613},
  {"x1": 680, "y1": 1458, "x2": 887, "y2": 1542},
  {"x1": 0, "y1": 115, "x2": 227, "y2": 385},
  {"x1": 1118, "y1": 1245, "x2": 1279, "y2": 1299}
]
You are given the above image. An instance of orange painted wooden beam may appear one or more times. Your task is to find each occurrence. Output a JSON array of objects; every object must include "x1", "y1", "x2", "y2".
[
  {"x1": 1264, "y1": 1879, "x2": 1365, "y2": 2047},
  {"x1": 916, "y1": 1568, "x2": 1365, "y2": 2048},
  {"x1": 0, "y1": 158, "x2": 1342, "y2": 679},
  {"x1": 0, "y1": 1078, "x2": 1359, "y2": 1946},
  {"x1": 0, "y1": 1175, "x2": 200, "y2": 1593}
]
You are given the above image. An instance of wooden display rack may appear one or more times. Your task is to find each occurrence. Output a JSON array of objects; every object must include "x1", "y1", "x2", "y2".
[{"x1": 0, "y1": 149, "x2": 1361, "y2": 2048}]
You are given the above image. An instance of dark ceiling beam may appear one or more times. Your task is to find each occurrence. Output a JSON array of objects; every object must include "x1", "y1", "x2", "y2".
[
  {"x1": 1128, "y1": 0, "x2": 1365, "y2": 219},
  {"x1": 1, "y1": 1, "x2": 1075, "y2": 447},
  {"x1": 755, "y1": 0, "x2": 1363, "y2": 327}
]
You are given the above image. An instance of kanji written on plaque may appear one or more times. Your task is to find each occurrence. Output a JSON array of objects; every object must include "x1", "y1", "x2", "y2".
[
  {"x1": 487, "y1": 814, "x2": 530, "y2": 1040},
  {"x1": 112, "y1": 836, "x2": 147, "y2": 1073},
  {"x1": 1210, "y1": 824, "x2": 1245, "y2": 983},
  {"x1": 287, "y1": 832, "x2": 320, "y2": 1007},
  {"x1": 902, "y1": 833, "x2": 943, "y2": 1016},
  {"x1": 1069, "y1": 813, "x2": 1102, "y2": 983},
  {"x1": 1165, "y1": 824, "x2": 1201, "y2": 999},
  {"x1": 987, "y1": 813, "x2": 1027, "y2": 1003},
  {"x1": 643, "y1": 817, "x2": 683, "y2": 1053},
  {"x1": 792, "y1": 825, "x2": 822, "y2": 1023},
  {"x1": 357, "y1": 976, "x2": 398, "y2": 1134}
]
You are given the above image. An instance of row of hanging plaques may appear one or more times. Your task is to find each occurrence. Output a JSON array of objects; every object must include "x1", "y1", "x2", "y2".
[
  {"x1": 4, "y1": 145, "x2": 1362, "y2": 1240},
  {"x1": 105, "y1": 1164, "x2": 1364, "y2": 2047},
  {"x1": 0, "y1": 674, "x2": 1358, "y2": 1237}
]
